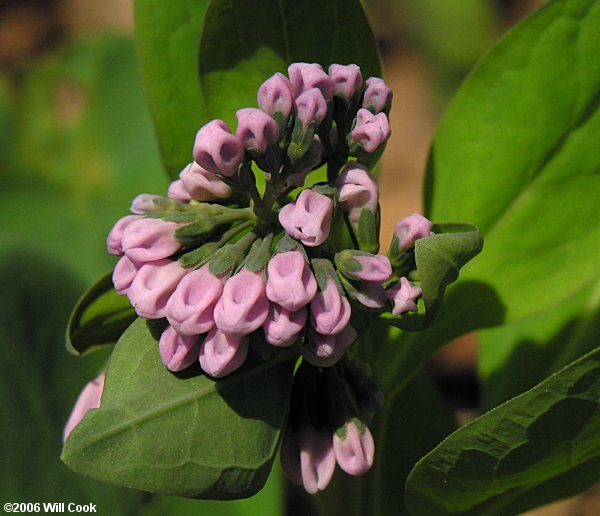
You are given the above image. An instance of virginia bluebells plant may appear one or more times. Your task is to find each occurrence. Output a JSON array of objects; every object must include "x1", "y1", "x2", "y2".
[{"x1": 66, "y1": 62, "x2": 436, "y2": 493}]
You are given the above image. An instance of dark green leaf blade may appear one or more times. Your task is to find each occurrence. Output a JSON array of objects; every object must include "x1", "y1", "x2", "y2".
[
  {"x1": 62, "y1": 319, "x2": 296, "y2": 499},
  {"x1": 67, "y1": 271, "x2": 136, "y2": 356},
  {"x1": 405, "y1": 346, "x2": 600, "y2": 516},
  {"x1": 134, "y1": 0, "x2": 211, "y2": 178},
  {"x1": 198, "y1": 0, "x2": 382, "y2": 128}
]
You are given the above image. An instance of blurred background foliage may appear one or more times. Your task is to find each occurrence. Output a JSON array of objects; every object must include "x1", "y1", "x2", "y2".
[{"x1": 6, "y1": 0, "x2": 597, "y2": 515}]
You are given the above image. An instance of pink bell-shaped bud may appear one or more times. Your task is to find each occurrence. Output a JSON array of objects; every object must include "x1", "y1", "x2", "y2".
[
  {"x1": 180, "y1": 162, "x2": 232, "y2": 201},
  {"x1": 167, "y1": 179, "x2": 192, "y2": 202},
  {"x1": 257, "y1": 72, "x2": 295, "y2": 121},
  {"x1": 336, "y1": 162, "x2": 378, "y2": 223},
  {"x1": 112, "y1": 255, "x2": 137, "y2": 295},
  {"x1": 303, "y1": 324, "x2": 357, "y2": 367},
  {"x1": 266, "y1": 250, "x2": 317, "y2": 311},
  {"x1": 159, "y1": 325, "x2": 200, "y2": 372},
  {"x1": 310, "y1": 277, "x2": 351, "y2": 335},
  {"x1": 298, "y1": 426, "x2": 337, "y2": 494},
  {"x1": 192, "y1": 119, "x2": 244, "y2": 177},
  {"x1": 394, "y1": 213, "x2": 433, "y2": 251},
  {"x1": 199, "y1": 327, "x2": 248, "y2": 377},
  {"x1": 336, "y1": 251, "x2": 391, "y2": 283},
  {"x1": 63, "y1": 372, "x2": 105, "y2": 443},
  {"x1": 130, "y1": 194, "x2": 170, "y2": 214},
  {"x1": 278, "y1": 189, "x2": 333, "y2": 247},
  {"x1": 213, "y1": 269, "x2": 269, "y2": 336},
  {"x1": 166, "y1": 264, "x2": 224, "y2": 336},
  {"x1": 386, "y1": 277, "x2": 422, "y2": 315},
  {"x1": 121, "y1": 217, "x2": 182, "y2": 265},
  {"x1": 288, "y1": 62, "x2": 334, "y2": 100},
  {"x1": 333, "y1": 419, "x2": 375, "y2": 476},
  {"x1": 236, "y1": 108, "x2": 280, "y2": 153},
  {"x1": 351, "y1": 108, "x2": 391, "y2": 153},
  {"x1": 126, "y1": 259, "x2": 187, "y2": 319},
  {"x1": 295, "y1": 88, "x2": 328, "y2": 131},
  {"x1": 263, "y1": 304, "x2": 307, "y2": 347},
  {"x1": 328, "y1": 64, "x2": 363, "y2": 100},
  {"x1": 362, "y1": 77, "x2": 393, "y2": 114},
  {"x1": 106, "y1": 215, "x2": 141, "y2": 256}
]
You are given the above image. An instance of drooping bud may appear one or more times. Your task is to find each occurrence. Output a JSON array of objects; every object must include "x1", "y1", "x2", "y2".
[
  {"x1": 166, "y1": 264, "x2": 224, "y2": 336},
  {"x1": 179, "y1": 162, "x2": 232, "y2": 201},
  {"x1": 295, "y1": 88, "x2": 328, "y2": 132},
  {"x1": 298, "y1": 426, "x2": 337, "y2": 494},
  {"x1": 167, "y1": 179, "x2": 192, "y2": 202},
  {"x1": 63, "y1": 372, "x2": 105, "y2": 443},
  {"x1": 362, "y1": 77, "x2": 393, "y2": 114},
  {"x1": 130, "y1": 194, "x2": 173, "y2": 214},
  {"x1": 386, "y1": 277, "x2": 422, "y2": 315},
  {"x1": 310, "y1": 276, "x2": 351, "y2": 336},
  {"x1": 351, "y1": 109, "x2": 391, "y2": 154},
  {"x1": 106, "y1": 215, "x2": 141, "y2": 255},
  {"x1": 328, "y1": 64, "x2": 363, "y2": 101},
  {"x1": 121, "y1": 217, "x2": 182, "y2": 265},
  {"x1": 278, "y1": 189, "x2": 333, "y2": 247},
  {"x1": 112, "y1": 255, "x2": 137, "y2": 295},
  {"x1": 159, "y1": 325, "x2": 201, "y2": 372},
  {"x1": 199, "y1": 328, "x2": 248, "y2": 377},
  {"x1": 263, "y1": 304, "x2": 307, "y2": 347},
  {"x1": 303, "y1": 324, "x2": 357, "y2": 367},
  {"x1": 192, "y1": 119, "x2": 244, "y2": 177},
  {"x1": 257, "y1": 72, "x2": 295, "y2": 122},
  {"x1": 213, "y1": 269, "x2": 269, "y2": 336},
  {"x1": 393, "y1": 213, "x2": 433, "y2": 251},
  {"x1": 266, "y1": 250, "x2": 317, "y2": 311},
  {"x1": 336, "y1": 162, "x2": 378, "y2": 223},
  {"x1": 288, "y1": 62, "x2": 334, "y2": 100},
  {"x1": 333, "y1": 419, "x2": 375, "y2": 476},
  {"x1": 236, "y1": 108, "x2": 280, "y2": 153},
  {"x1": 335, "y1": 250, "x2": 391, "y2": 283},
  {"x1": 126, "y1": 259, "x2": 187, "y2": 319}
]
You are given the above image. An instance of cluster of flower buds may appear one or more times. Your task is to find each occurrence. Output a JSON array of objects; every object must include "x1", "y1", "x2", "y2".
[{"x1": 96, "y1": 62, "x2": 434, "y2": 490}]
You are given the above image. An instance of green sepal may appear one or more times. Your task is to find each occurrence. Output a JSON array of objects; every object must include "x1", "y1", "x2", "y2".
[
  {"x1": 66, "y1": 271, "x2": 136, "y2": 356},
  {"x1": 244, "y1": 234, "x2": 274, "y2": 272},
  {"x1": 175, "y1": 218, "x2": 218, "y2": 245},
  {"x1": 209, "y1": 231, "x2": 257, "y2": 275},
  {"x1": 312, "y1": 258, "x2": 344, "y2": 294},
  {"x1": 288, "y1": 120, "x2": 316, "y2": 163},
  {"x1": 356, "y1": 207, "x2": 379, "y2": 254}
]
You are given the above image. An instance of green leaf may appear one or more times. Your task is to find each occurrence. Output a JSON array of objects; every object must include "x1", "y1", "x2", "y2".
[
  {"x1": 405, "y1": 345, "x2": 600, "y2": 516},
  {"x1": 198, "y1": 0, "x2": 382, "y2": 128},
  {"x1": 62, "y1": 318, "x2": 296, "y2": 499},
  {"x1": 425, "y1": 0, "x2": 600, "y2": 326},
  {"x1": 134, "y1": 0, "x2": 211, "y2": 178},
  {"x1": 67, "y1": 271, "x2": 136, "y2": 356}
]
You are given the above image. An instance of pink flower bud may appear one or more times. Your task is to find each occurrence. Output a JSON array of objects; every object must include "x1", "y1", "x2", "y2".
[
  {"x1": 386, "y1": 277, "x2": 422, "y2": 315},
  {"x1": 288, "y1": 62, "x2": 334, "y2": 100},
  {"x1": 180, "y1": 162, "x2": 231, "y2": 201},
  {"x1": 236, "y1": 108, "x2": 279, "y2": 153},
  {"x1": 112, "y1": 255, "x2": 137, "y2": 295},
  {"x1": 298, "y1": 426, "x2": 337, "y2": 494},
  {"x1": 193, "y1": 119, "x2": 244, "y2": 177},
  {"x1": 295, "y1": 88, "x2": 328, "y2": 131},
  {"x1": 257, "y1": 72, "x2": 295, "y2": 121},
  {"x1": 394, "y1": 213, "x2": 433, "y2": 251},
  {"x1": 278, "y1": 189, "x2": 333, "y2": 247},
  {"x1": 352, "y1": 282, "x2": 387, "y2": 309},
  {"x1": 362, "y1": 77, "x2": 393, "y2": 113},
  {"x1": 63, "y1": 372, "x2": 105, "y2": 443},
  {"x1": 352, "y1": 254, "x2": 392, "y2": 283},
  {"x1": 328, "y1": 64, "x2": 363, "y2": 100},
  {"x1": 303, "y1": 324, "x2": 357, "y2": 367},
  {"x1": 166, "y1": 264, "x2": 224, "y2": 336},
  {"x1": 127, "y1": 259, "x2": 187, "y2": 319},
  {"x1": 213, "y1": 269, "x2": 269, "y2": 336},
  {"x1": 310, "y1": 277, "x2": 351, "y2": 335},
  {"x1": 333, "y1": 420, "x2": 375, "y2": 476},
  {"x1": 266, "y1": 250, "x2": 317, "y2": 311},
  {"x1": 121, "y1": 217, "x2": 182, "y2": 265},
  {"x1": 167, "y1": 179, "x2": 192, "y2": 202},
  {"x1": 263, "y1": 304, "x2": 307, "y2": 347},
  {"x1": 130, "y1": 194, "x2": 168, "y2": 214},
  {"x1": 336, "y1": 162, "x2": 378, "y2": 223},
  {"x1": 159, "y1": 325, "x2": 200, "y2": 372},
  {"x1": 106, "y1": 215, "x2": 141, "y2": 255},
  {"x1": 199, "y1": 327, "x2": 248, "y2": 377},
  {"x1": 351, "y1": 108, "x2": 391, "y2": 153}
]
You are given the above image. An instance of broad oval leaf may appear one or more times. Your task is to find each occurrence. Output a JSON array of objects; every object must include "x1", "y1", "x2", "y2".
[
  {"x1": 198, "y1": 0, "x2": 382, "y2": 128},
  {"x1": 405, "y1": 345, "x2": 600, "y2": 516},
  {"x1": 61, "y1": 318, "x2": 296, "y2": 499},
  {"x1": 66, "y1": 271, "x2": 136, "y2": 356},
  {"x1": 134, "y1": 0, "x2": 211, "y2": 179}
]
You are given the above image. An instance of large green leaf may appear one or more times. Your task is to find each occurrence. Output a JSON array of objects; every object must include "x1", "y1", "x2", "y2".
[
  {"x1": 405, "y1": 345, "x2": 600, "y2": 515},
  {"x1": 198, "y1": 0, "x2": 382, "y2": 128},
  {"x1": 134, "y1": 0, "x2": 211, "y2": 179},
  {"x1": 62, "y1": 318, "x2": 296, "y2": 499},
  {"x1": 67, "y1": 271, "x2": 136, "y2": 356}
]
